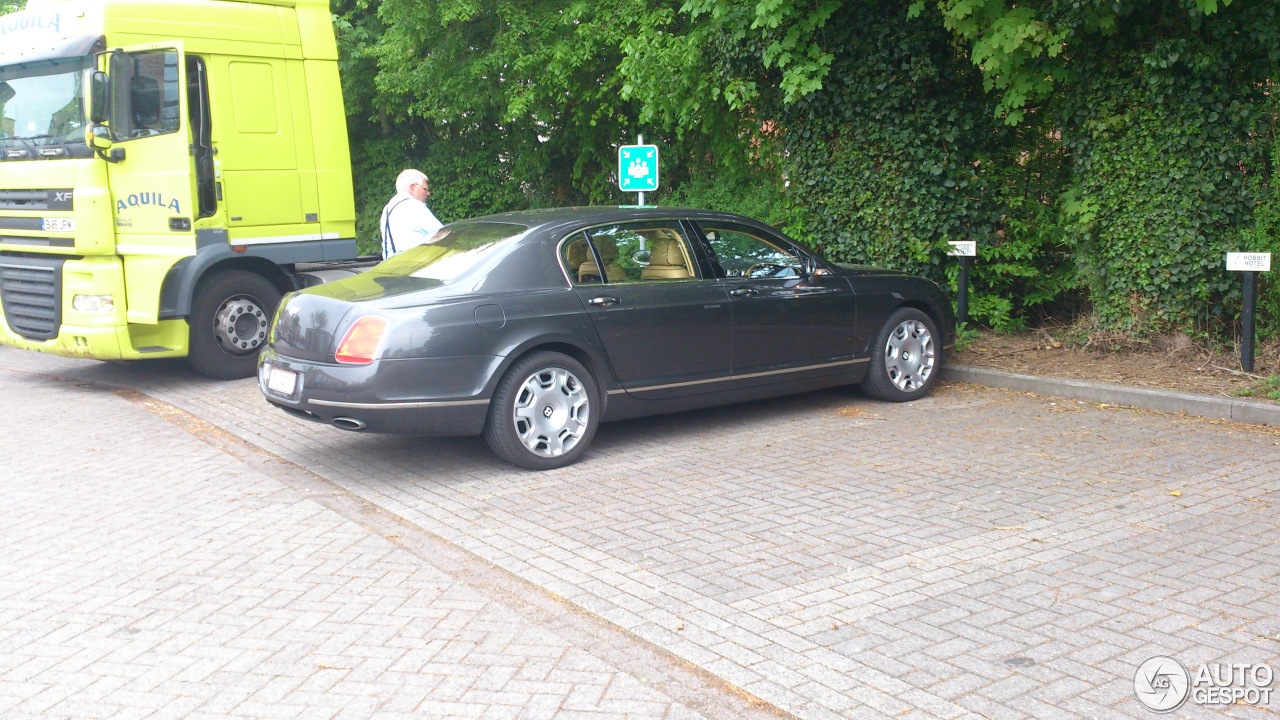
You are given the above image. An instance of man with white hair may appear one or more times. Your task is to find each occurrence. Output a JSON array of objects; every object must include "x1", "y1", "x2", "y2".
[{"x1": 379, "y1": 168, "x2": 443, "y2": 259}]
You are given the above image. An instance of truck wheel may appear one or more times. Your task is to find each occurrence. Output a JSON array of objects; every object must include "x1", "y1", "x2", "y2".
[{"x1": 187, "y1": 270, "x2": 281, "y2": 380}]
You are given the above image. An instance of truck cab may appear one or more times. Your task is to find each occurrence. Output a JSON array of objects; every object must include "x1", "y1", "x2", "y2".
[{"x1": 0, "y1": 0, "x2": 358, "y2": 378}]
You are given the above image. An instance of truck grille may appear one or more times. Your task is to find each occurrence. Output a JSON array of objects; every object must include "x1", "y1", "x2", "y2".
[
  {"x1": 0, "y1": 256, "x2": 63, "y2": 340},
  {"x1": 0, "y1": 189, "x2": 74, "y2": 212}
]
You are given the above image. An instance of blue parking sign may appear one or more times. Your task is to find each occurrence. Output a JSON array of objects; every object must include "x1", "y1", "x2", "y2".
[{"x1": 618, "y1": 144, "x2": 659, "y2": 192}]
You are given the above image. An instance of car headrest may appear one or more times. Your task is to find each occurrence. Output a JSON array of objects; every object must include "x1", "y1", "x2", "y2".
[
  {"x1": 649, "y1": 237, "x2": 684, "y2": 267},
  {"x1": 565, "y1": 239, "x2": 589, "y2": 269},
  {"x1": 593, "y1": 237, "x2": 619, "y2": 262}
]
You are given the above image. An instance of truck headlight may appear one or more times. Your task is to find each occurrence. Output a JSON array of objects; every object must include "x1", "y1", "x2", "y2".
[{"x1": 73, "y1": 294, "x2": 115, "y2": 312}]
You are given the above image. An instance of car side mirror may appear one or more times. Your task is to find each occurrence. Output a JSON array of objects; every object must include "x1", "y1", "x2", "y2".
[{"x1": 803, "y1": 256, "x2": 831, "y2": 277}]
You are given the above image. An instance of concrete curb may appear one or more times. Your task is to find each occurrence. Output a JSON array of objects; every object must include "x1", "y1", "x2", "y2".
[{"x1": 942, "y1": 364, "x2": 1280, "y2": 427}]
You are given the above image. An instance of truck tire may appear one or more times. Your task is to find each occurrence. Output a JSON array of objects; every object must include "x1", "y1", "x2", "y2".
[{"x1": 186, "y1": 270, "x2": 281, "y2": 380}]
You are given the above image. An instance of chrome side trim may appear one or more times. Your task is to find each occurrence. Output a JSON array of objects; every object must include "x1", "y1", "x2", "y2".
[
  {"x1": 311, "y1": 398, "x2": 491, "y2": 410},
  {"x1": 311, "y1": 358, "x2": 867, "y2": 407},
  {"x1": 625, "y1": 358, "x2": 867, "y2": 394}
]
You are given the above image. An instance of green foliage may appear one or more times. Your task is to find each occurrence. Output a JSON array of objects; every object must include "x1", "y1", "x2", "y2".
[
  {"x1": 335, "y1": 0, "x2": 747, "y2": 253},
  {"x1": 670, "y1": 0, "x2": 841, "y2": 104},
  {"x1": 1230, "y1": 106, "x2": 1280, "y2": 339},
  {"x1": 0, "y1": 1, "x2": 24, "y2": 14},
  {"x1": 1236, "y1": 375, "x2": 1280, "y2": 402},
  {"x1": 913, "y1": 0, "x2": 1273, "y2": 126},
  {"x1": 1053, "y1": 2, "x2": 1278, "y2": 338},
  {"x1": 952, "y1": 323, "x2": 981, "y2": 352},
  {"x1": 330, "y1": 0, "x2": 1279, "y2": 338},
  {"x1": 386, "y1": 1, "x2": 703, "y2": 199},
  {"x1": 661, "y1": 164, "x2": 790, "y2": 228},
  {"x1": 768, "y1": 1, "x2": 1075, "y2": 331}
]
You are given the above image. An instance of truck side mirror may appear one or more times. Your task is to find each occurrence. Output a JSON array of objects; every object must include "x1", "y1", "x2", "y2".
[
  {"x1": 86, "y1": 124, "x2": 124, "y2": 163},
  {"x1": 0, "y1": 81, "x2": 14, "y2": 105},
  {"x1": 89, "y1": 71, "x2": 110, "y2": 124}
]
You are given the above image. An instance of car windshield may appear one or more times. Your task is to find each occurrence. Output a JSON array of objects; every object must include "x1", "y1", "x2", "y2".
[
  {"x1": 376, "y1": 221, "x2": 532, "y2": 282},
  {"x1": 0, "y1": 57, "x2": 91, "y2": 155}
]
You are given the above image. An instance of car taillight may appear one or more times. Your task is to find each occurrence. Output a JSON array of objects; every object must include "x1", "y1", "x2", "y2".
[{"x1": 335, "y1": 316, "x2": 389, "y2": 364}]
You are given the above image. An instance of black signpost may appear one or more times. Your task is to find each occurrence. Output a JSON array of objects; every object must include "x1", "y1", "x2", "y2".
[
  {"x1": 948, "y1": 241, "x2": 977, "y2": 327},
  {"x1": 1227, "y1": 252, "x2": 1272, "y2": 373}
]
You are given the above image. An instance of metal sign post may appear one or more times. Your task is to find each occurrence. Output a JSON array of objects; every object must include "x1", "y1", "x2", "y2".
[
  {"x1": 618, "y1": 134, "x2": 659, "y2": 207},
  {"x1": 1226, "y1": 252, "x2": 1272, "y2": 372},
  {"x1": 947, "y1": 241, "x2": 977, "y2": 327}
]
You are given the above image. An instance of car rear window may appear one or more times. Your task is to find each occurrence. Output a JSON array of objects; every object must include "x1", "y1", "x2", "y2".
[{"x1": 375, "y1": 221, "x2": 531, "y2": 283}]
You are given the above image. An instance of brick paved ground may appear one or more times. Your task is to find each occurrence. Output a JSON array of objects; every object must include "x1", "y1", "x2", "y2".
[
  {"x1": 2, "y1": 346, "x2": 1278, "y2": 719},
  {"x1": 0, "y1": 353, "x2": 751, "y2": 720}
]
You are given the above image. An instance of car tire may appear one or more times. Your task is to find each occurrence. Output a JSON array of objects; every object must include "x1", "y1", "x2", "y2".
[
  {"x1": 484, "y1": 351, "x2": 599, "y2": 470},
  {"x1": 860, "y1": 307, "x2": 940, "y2": 402},
  {"x1": 186, "y1": 270, "x2": 281, "y2": 380}
]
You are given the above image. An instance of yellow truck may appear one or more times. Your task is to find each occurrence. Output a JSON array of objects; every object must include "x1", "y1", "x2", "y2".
[{"x1": 0, "y1": 0, "x2": 361, "y2": 378}]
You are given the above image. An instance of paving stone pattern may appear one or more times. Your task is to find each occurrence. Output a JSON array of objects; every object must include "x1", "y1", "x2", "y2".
[
  {"x1": 2, "y1": 347, "x2": 1278, "y2": 719},
  {"x1": 0, "y1": 358, "x2": 717, "y2": 720}
]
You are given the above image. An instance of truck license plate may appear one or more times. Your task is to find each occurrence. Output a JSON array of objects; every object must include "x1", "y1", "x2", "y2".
[
  {"x1": 266, "y1": 365, "x2": 297, "y2": 396},
  {"x1": 42, "y1": 218, "x2": 75, "y2": 232}
]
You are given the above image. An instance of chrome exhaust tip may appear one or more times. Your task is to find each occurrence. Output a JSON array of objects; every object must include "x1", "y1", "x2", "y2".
[{"x1": 332, "y1": 417, "x2": 368, "y2": 431}]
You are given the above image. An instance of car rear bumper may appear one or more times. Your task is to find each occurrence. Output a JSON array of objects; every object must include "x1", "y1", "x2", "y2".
[{"x1": 258, "y1": 350, "x2": 493, "y2": 436}]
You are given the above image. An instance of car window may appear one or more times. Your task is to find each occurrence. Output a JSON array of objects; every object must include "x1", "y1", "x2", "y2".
[
  {"x1": 376, "y1": 221, "x2": 530, "y2": 283},
  {"x1": 702, "y1": 227, "x2": 801, "y2": 279},
  {"x1": 561, "y1": 234, "x2": 601, "y2": 285},
  {"x1": 571, "y1": 223, "x2": 699, "y2": 284}
]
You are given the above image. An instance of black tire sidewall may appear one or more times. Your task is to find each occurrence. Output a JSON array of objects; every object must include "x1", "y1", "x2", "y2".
[
  {"x1": 484, "y1": 351, "x2": 599, "y2": 470},
  {"x1": 186, "y1": 270, "x2": 281, "y2": 380},
  {"x1": 860, "y1": 307, "x2": 940, "y2": 402}
]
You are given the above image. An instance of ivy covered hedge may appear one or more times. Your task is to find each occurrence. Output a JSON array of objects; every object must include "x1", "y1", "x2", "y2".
[
  {"x1": 4, "y1": 0, "x2": 1275, "y2": 338},
  {"x1": 329, "y1": 0, "x2": 1278, "y2": 343},
  {"x1": 770, "y1": 1, "x2": 1079, "y2": 331}
]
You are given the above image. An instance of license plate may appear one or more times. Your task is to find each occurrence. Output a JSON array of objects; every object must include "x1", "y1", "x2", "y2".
[
  {"x1": 266, "y1": 365, "x2": 298, "y2": 396},
  {"x1": 42, "y1": 218, "x2": 75, "y2": 232}
]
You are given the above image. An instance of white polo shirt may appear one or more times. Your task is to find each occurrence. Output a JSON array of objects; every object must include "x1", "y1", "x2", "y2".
[{"x1": 380, "y1": 192, "x2": 444, "y2": 259}]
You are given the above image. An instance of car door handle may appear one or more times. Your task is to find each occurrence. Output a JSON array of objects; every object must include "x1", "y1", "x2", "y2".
[
  {"x1": 729, "y1": 288, "x2": 757, "y2": 297},
  {"x1": 588, "y1": 296, "x2": 620, "y2": 307}
]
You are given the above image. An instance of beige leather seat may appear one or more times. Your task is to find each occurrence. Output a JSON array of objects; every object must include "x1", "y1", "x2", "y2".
[
  {"x1": 578, "y1": 237, "x2": 627, "y2": 283},
  {"x1": 564, "y1": 238, "x2": 589, "y2": 275},
  {"x1": 641, "y1": 234, "x2": 692, "y2": 280}
]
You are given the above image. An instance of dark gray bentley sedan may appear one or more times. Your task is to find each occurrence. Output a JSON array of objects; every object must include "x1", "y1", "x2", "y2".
[{"x1": 259, "y1": 207, "x2": 954, "y2": 469}]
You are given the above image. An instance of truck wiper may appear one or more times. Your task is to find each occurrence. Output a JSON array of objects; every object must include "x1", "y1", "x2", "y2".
[
  {"x1": 0, "y1": 135, "x2": 37, "y2": 158},
  {"x1": 10, "y1": 134, "x2": 77, "y2": 157}
]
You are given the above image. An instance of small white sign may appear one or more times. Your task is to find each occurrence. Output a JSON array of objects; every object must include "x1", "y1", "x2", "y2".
[
  {"x1": 947, "y1": 241, "x2": 977, "y2": 257},
  {"x1": 42, "y1": 218, "x2": 75, "y2": 233},
  {"x1": 1226, "y1": 252, "x2": 1272, "y2": 272}
]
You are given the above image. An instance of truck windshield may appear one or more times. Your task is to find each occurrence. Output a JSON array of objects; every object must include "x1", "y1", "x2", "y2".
[{"x1": 0, "y1": 56, "x2": 91, "y2": 159}]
